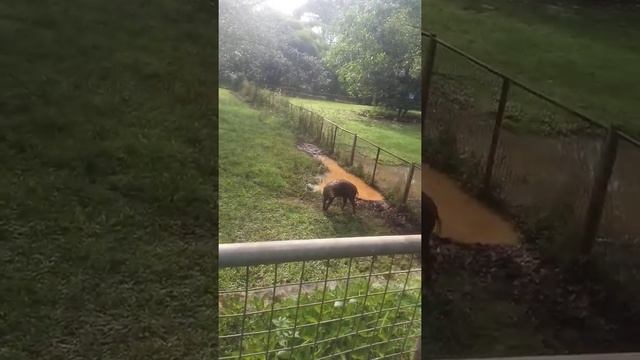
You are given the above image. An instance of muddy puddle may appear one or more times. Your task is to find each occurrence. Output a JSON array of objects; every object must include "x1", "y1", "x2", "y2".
[
  {"x1": 316, "y1": 156, "x2": 384, "y2": 201},
  {"x1": 298, "y1": 143, "x2": 384, "y2": 201},
  {"x1": 423, "y1": 165, "x2": 520, "y2": 245}
]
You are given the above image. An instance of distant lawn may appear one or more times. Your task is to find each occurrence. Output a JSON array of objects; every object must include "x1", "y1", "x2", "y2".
[
  {"x1": 424, "y1": 0, "x2": 640, "y2": 136},
  {"x1": 1, "y1": 1, "x2": 216, "y2": 359},
  {"x1": 288, "y1": 97, "x2": 421, "y2": 164}
]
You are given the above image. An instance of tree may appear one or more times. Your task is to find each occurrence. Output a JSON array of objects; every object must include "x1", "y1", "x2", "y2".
[
  {"x1": 324, "y1": 0, "x2": 421, "y2": 120},
  {"x1": 219, "y1": 0, "x2": 333, "y2": 92}
]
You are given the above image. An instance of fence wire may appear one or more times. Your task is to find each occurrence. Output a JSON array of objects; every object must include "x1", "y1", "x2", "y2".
[
  {"x1": 423, "y1": 30, "x2": 640, "y2": 302},
  {"x1": 241, "y1": 83, "x2": 421, "y2": 215},
  {"x1": 424, "y1": 42, "x2": 501, "y2": 189},
  {"x1": 595, "y1": 136, "x2": 640, "y2": 299},
  {"x1": 493, "y1": 86, "x2": 606, "y2": 247},
  {"x1": 219, "y1": 254, "x2": 422, "y2": 359}
]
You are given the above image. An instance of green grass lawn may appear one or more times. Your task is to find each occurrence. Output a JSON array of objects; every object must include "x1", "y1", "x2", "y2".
[
  {"x1": 1, "y1": 1, "x2": 216, "y2": 359},
  {"x1": 423, "y1": 0, "x2": 640, "y2": 136},
  {"x1": 288, "y1": 97, "x2": 421, "y2": 164}
]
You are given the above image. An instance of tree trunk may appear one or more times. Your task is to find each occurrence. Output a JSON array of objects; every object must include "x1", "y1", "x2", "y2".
[{"x1": 401, "y1": 108, "x2": 408, "y2": 122}]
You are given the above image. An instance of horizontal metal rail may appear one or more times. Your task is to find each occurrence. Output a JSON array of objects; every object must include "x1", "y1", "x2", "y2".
[
  {"x1": 219, "y1": 235, "x2": 421, "y2": 267},
  {"x1": 421, "y1": 30, "x2": 640, "y2": 143},
  {"x1": 618, "y1": 130, "x2": 640, "y2": 147}
]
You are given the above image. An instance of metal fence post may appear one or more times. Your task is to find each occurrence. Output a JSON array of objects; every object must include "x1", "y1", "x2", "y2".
[
  {"x1": 350, "y1": 134, "x2": 358, "y2": 166},
  {"x1": 371, "y1": 147, "x2": 381, "y2": 185},
  {"x1": 482, "y1": 77, "x2": 510, "y2": 193},
  {"x1": 422, "y1": 33, "x2": 438, "y2": 135},
  {"x1": 252, "y1": 84, "x2": 258, "y2": 104},
  {"x1": 413, "y1": 342, "x2": 421, "y2": 360},
  {"x1": 402, "y1": 163, "x2": 415, "y2": 204},
  {"x1": 331, "y1": 126, "x2": 338, "y2": 155},
  {"x1": 581, "y1": 126, "x2": 619, "y2": 256},
  {"x1": 317, "y1": 118, "x2": 324, "y2": 144}
]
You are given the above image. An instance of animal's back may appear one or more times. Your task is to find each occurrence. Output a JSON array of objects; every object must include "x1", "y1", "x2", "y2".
[
  {"x1": 422, "y1": 191, "x2": 440, "y2": 236},
  {"x1": 325, "y1": 180, "x2": 357, "y2": 198}
]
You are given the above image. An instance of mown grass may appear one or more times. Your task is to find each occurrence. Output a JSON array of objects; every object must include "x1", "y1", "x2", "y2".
[
  {"x1": 423, "y1": 0, "x2": 640, "y2": 136},
  {"x1": 288, "y1": 97, "x2": 421, "y2": 164},
  {"x1": 0, "y1": 1, "x2": 216, "y2": 359}
]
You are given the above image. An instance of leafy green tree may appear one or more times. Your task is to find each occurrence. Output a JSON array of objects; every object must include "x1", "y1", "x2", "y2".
[
  {"x1": 219, "y1": 0, "x2": 332, "y2": 92},
  {"x1": 324, "y1": 0, "x2": 421, "y2": 120}
]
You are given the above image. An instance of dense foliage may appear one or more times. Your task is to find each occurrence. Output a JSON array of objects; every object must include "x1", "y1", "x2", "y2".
[
  {"x1": 219, "y1": 0, "x2": 333, "y2": 93},
  {"x1": 324, "y1": 0, "x2": 421, "y2": 117},
  {"x1": 220, "y1": 0, "x2": 420, "y2": 119}
]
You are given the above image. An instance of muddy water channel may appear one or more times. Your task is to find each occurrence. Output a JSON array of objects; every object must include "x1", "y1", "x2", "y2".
[
  {"x1": 316, "y1": 155, "x2": 384, "y2": 201},
  {"x1": 298, "y1": 143, "x2": 385, "y2": 201},
  {"x1": 423, "y1": 165, "x2": 520, "y2": 245}
]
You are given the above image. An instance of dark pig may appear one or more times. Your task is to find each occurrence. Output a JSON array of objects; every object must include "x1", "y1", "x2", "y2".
[
  {"x1": 423, "y1": 191, "x2": 441, "y2": 237},
  {"x1": 322, "y1": 180, "x2": 358, "y2": 214}
]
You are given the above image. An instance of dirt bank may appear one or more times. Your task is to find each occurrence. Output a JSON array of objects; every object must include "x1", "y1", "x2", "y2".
[{"x1": 428, "y1": 236, "x2": 640, "y2": 357}]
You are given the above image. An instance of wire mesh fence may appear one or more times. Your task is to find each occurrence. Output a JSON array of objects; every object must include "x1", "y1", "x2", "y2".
[
  {"x1": 218, "y1": 236, "x2": 422, "y2": 359},
  {"x1": 423, "y1": 30, "x2": 640, "y2": 300},
  {"x1": 238, "y1": 82, "x2": 421, "y2": 218},
  {"x1": 594, "y1": 134, "x2": 640, "y2": 300}
]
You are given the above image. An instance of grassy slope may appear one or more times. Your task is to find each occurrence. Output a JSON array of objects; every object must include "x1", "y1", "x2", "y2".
[
  {"x1": 289, "y1": 97, "x2": 421, "y2": 164},
  {"x1": 218, "y1": 89, "x2": 398, "y2": 287},
  {"x1": 424, "y1": 0, "x2": 640, "y2": 135},
  {"x1": 0, "y1": 1, "x2": 217, "y2": 359}
]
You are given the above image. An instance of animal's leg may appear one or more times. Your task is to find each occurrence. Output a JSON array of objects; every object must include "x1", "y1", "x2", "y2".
[
  {"x1": 341, "y1": 197, "x2": 347, "y2": 210},
  {"x1": 350, "y1": 197, "x2": 356, "y2": 214},
  {"x1": 325, "y1": 196, "x2": 335, "y2": 211}
]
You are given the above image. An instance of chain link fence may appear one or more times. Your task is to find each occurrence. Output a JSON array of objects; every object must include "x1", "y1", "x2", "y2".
[{"x1": 423, "y1": 31, "x2": 640, "y2": 303}]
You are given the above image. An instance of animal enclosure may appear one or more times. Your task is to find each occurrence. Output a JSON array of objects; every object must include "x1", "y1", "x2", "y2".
[{"x1": 239, "y1": 83, "x2": 421, "y2": 220}]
